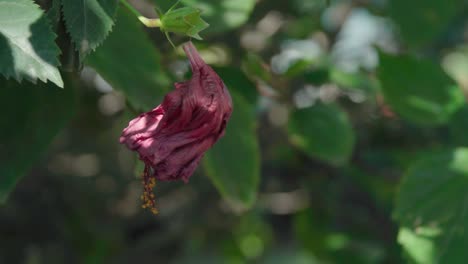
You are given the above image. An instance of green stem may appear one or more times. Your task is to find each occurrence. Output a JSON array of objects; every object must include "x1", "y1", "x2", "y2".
[
  {"x1": 120, "y1": 0, "x2": 162, "y2": 28},
  {"x1": 139, "y1": 17, "x2": 162, "y2": 28}
]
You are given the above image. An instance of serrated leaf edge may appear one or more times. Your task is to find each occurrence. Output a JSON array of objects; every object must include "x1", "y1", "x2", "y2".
[
  {"x1": 61, "y1": 0, "x2": 119, "y2": 59},
  {"x1": 0, "y1": 0, "x2": 63, "y2": 87}
]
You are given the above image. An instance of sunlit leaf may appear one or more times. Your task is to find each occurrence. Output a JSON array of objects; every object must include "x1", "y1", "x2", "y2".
[
  {"x1": 0, "y1": 0, "x2": 63, "y2": 87},
  {"x1": 377, "y1": 52, "x2": 465, "y2": 125},
  {"x1": 442, "y1": 45, "x2": 468, "y2": 89},
  {"x1": 394, "y1": 148, "x2": 468, "y2": 263}
]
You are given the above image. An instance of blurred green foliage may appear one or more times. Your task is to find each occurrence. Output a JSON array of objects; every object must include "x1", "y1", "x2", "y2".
[
  {"x1": 377, "y1": 52, "x2": 465, "y2": 125},
  {"x1": 0, "y1": 77, "x2": 75, "y2": 202},
  {"x1": 1, "y1": 0, "x2": 468, "y2": 263},
  {"x1": 203, "y1": 92, "x2": 260, "y2": 207},
  {"x1": 288, "y1": 103, "x2": 355, "y2": 165},
  {"x1": 394, "y1": 148, "x2": 468, "y2": 263},
  {"x1": 87, "y1": 8, "x2": 170, "y2": 110}
]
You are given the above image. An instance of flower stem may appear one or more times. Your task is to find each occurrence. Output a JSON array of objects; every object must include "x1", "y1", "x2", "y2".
[
  {"x1": 120, "y1": 0, "x2": 162, "y2": 28},
  {"x1": 139, "y1": 17, "x2": 162, "y2": 28}
]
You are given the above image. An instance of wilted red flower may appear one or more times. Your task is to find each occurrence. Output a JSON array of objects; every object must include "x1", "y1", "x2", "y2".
[{"x1": 119, "y1": 41, "x2": 232, "y2": 213}]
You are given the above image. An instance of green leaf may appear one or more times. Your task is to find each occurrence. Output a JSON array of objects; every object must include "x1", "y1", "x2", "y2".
[
  {"x1": 294, "y1": 209, "x2": 329, "y2": 256},
  {"x1": 288, "y1": 103, "x2": 355, "y2": 166},
  {"x1": 214, "y1": 66, "x2": 258, "y2": 105},
  {"x1": 377, "y1": 52, "x2": 465, "y2": 125},
  {"x1": 46, "y1": 0, "x2": 62, "y2": 30},
  {"x1": 389, "y1": 0, "x2": 465, "y2": 47},
  {"x1": 0, "y1": 77, "x2": 75, "y2": 203},
  {"x1": 303, "y1": 68, "x2": 329, "y2": 86},
  {"x1": 284, "y1": 59, "x2": 315, "y2": 78},
  {"x1": 449, "y1": 106, "x2": 468, "y2": 147},
  {"x1": 0, "y1": 0, "x2": 63, "y2": 87},
  {"x1": 442, "y1": 45, "x2": 468, "y2": 89},
  {"x1": 329, "y1": 68, "x2": 377, "y2": 94},
  {"x1": 203, "y1": 92, "x2": 260, "y2": 207},
  {"x1": 62, "y1": 0, "x2": 119, "y2": 59},
  {"x1": 260, "y1": 248, "x2": 320, "y2": 264},
  {"x1": 86, "y1": 8, "x2": 170, "y2": 111},
  {"x1": 394, "y1": 148, "x2": 468, "y2": 264},
  {"x1": 160, "y1": 6, "x2": 209, "y2": 40},
  {"x1": 241, "y1": 53, "x2": 271, "y2": 83},
  {"x1": 172, "y1": 0, "x2": 256, "y2": 33}
]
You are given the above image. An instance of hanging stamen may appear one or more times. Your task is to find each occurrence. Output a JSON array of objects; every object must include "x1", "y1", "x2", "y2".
[{"x1": 140, "y1": 164, "x2": 158, "y2": 214}]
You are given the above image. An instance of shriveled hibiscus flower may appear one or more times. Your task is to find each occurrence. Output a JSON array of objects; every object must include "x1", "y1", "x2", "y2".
[{"x1": 120, "y1": 41, "x2": 232, "y2": 214}]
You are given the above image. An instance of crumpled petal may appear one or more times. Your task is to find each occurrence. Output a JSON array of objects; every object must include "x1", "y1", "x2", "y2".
[{"x1": 119, "y1": 41, "x2": 233, "y2": 213}]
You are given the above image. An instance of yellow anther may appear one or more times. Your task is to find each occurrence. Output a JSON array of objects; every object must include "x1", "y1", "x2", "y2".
[{"x1": 139, "y1": 172, "x2": 159, "y2": 214}]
